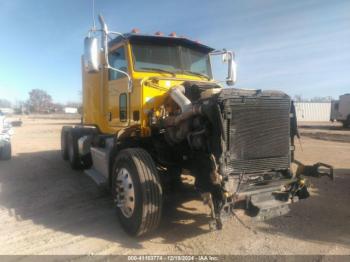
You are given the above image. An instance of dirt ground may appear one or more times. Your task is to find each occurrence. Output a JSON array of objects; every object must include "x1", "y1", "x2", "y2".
[{"x1": 0, "y1": 118, "x2": 349, "y2": 255}]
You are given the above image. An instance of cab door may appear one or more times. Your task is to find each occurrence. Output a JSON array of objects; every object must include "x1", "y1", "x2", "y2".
[{"x1": 108, "y1": 45, "x2": 129, "y2": 127}]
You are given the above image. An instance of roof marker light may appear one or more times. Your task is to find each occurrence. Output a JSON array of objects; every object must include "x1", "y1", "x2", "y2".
[
  {"x1": 155, "y1": 31, "x2": 164, "y2": 36},
  {"x1": 169, "y1": 32, "x2": 177, "y2": 37},
  {"x1": 131, "y1": 28, "x2": 140, "y2": 34}
]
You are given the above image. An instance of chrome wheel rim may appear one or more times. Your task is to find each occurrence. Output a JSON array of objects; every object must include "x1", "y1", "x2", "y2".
[{"x1": 115, "y1": 168, "x2": 135, "y2": 218}]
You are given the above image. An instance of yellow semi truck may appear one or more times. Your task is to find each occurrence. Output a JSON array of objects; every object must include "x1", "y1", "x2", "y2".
[{"x1": 61, "y1": 16, "x2": 332, "y2": 236}]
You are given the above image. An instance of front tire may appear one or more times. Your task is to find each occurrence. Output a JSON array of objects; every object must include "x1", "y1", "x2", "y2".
[{"x1": 112, "y1": 148, "x2": 163, "y2": 236}]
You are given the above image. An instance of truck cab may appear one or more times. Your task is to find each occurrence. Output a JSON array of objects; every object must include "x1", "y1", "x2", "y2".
[{"x1": 82, "y1": 30, "x2": 232, "y2": 136}]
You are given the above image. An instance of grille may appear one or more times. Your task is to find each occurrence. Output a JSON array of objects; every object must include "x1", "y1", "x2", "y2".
[{"x1": 220, "y1": 89, "x2": 291, "y2": 174}]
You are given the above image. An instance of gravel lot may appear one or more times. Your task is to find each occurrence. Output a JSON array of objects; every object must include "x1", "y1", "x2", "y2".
[{"x1": 0, "y1": 118, "x2": 349, "y2": 255}]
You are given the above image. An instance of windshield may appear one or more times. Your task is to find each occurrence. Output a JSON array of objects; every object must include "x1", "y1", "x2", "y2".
[{"x1": 131, "y1": 42, "x2": 212, "y2": 78}]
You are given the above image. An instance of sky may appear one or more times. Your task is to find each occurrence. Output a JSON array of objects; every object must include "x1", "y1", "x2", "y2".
[{"x1": 0, "y1": 0, "x2": 349, "y2": 104}]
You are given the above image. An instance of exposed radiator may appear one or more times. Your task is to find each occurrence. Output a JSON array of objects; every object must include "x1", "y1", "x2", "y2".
[{"x1": 220, "y1": 89, "x2": 291, "y2": 174}]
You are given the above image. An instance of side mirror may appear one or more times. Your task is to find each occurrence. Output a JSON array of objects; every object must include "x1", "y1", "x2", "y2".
[
  {"x1": 84, "y1": 37, "x2": 100, "y2": 73},
  {"x1": 225, "y1": 51, "x2": 236, "y2": 86}
]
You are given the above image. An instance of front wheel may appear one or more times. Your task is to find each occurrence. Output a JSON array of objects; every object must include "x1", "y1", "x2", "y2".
[{"x1": 112, "y1": 148, "x2": 163, "y2": 236}]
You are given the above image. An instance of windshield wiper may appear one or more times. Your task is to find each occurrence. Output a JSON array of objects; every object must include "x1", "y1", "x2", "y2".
[
  {"x1": 139, "y1": 67, "x2": 176, "y2": 77},
  {"x1": 180, "y1": 70, "x2": 210, "y2": 80}
]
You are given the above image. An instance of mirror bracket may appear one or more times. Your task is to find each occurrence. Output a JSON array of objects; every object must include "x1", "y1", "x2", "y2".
[
  {"x1": 84, "y1": 15, "x2": 133, "y2": 91},
  {"x1": 98, "y1": 15, "x2": 133, "y2": 93},
  {"x1": 209, "y1": 49, "x2": 237, "y2": 86}
]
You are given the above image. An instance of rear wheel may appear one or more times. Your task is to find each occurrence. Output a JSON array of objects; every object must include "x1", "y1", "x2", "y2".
[
  {"x1": 61, "y1": 126, "x2": 72, "y2": 160},
  {"x1": 67, "y1": 129, "x2": 82, "y2": 170},
  {"x1": 112, "y1": 148, "x2": 163, "y2": 236}
]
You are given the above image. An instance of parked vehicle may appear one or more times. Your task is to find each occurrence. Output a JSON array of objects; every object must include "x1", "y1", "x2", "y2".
[
  {"x1": 331, "y1": 94, "x2": 350, "y2": 127},
  {"x1": 0, "y1": 111, "x2": 12, "y2": 160}
]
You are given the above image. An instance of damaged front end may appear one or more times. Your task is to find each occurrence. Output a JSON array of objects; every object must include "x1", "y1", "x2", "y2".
[{"x1": 149, "y1": 82, "x2": 333, "y2": 229}]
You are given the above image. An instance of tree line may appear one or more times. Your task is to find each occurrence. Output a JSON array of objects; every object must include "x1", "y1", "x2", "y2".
[
  {"x1": 0, "y1": 89, "x2": 334, "y2": 113},
  {"x1": 0, "y1": 89, "x2": 81, "y2": 114}
]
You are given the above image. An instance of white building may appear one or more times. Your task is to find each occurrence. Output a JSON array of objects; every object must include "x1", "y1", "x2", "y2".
[
  {"x1": 64, "y1": 107, "x2": 78, "y2": 114},
  {"x1": 294, "y1": 102, "x2": 331, "y2": 122},
  {"x1": 0, "y1": 108, "x2": 14, "y2": 115}
]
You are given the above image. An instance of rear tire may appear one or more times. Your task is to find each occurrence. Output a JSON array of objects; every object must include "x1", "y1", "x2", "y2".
[
  {"x1": 112, "y1": 148, "x2": 163, "y2": 236},
  {"x1": 61, "y1": 126, "x2": 72, "y2": 160},
  {"x1": 0, "y1": 141, "x2": 11, "y2": 160},
  {"x1": 67, "y1": 129, "x2": 82, "y2": 170}
]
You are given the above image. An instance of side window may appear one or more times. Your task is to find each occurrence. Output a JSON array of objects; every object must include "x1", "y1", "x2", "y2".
[
  {"x1": 119, "y1": 93, "x2": 127, "y2": 121},
  {"x1": 109, "y1": 46, "x2": 127, "y2": 80}
]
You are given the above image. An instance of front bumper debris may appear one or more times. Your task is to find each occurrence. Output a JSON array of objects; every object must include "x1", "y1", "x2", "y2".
[{"x1": 294, "y1": 160, "x2": 334, "y2": 180}]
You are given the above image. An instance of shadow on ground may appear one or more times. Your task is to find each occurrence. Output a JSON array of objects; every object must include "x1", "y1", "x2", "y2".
[
  {"x1": 0, "y1": 150, "x2": 349, "y2": 249},
  {"x1": 300, "y1": 132, "x2": 350, "y2": 143},
  {"x1": 298, "y1": 124, "x2": 350, "y2": 131},
  {"x1": 296, "y1": 123, "x2": 350, "y2": 143},
  {"x1": 0, "y1": 150, "x2": 210, "y2": 249}
]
